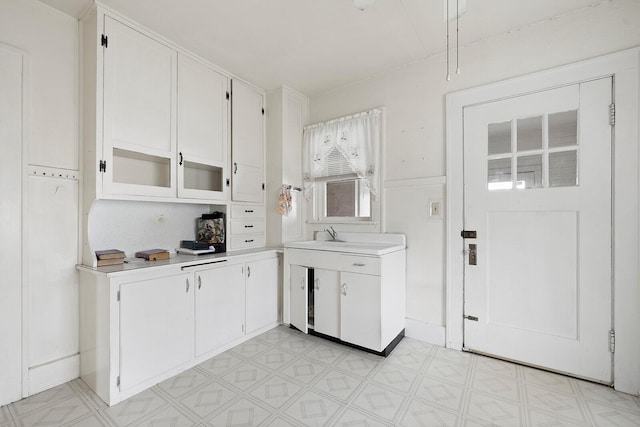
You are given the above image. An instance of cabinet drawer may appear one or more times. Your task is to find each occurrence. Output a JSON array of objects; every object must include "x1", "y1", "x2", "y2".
[
  {"x1": 231, "y1": 205, "x2": 265, "y2": 219},
  {"x1": 231, "y1": 220, "x2": 265, "y2": 235},
  {"x1": 230, "y1": 234, "x2": 265, "y2": 250},
  {"x1": 340, "y1": 255, "x2": 381, "y2": 276}
]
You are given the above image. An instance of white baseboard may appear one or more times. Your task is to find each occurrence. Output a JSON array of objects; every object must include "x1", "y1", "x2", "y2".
[
  {"x1": 404, "y1": 318, "x2": 446, "y2": 347},
  {"x1": 28, "y1": 354, "x2": 80, "y2": 396}
]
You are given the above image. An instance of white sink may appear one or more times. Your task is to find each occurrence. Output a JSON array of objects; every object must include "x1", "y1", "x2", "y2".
[{"x1": 284, "y1": 233, "x2": 405, "y2": 256}]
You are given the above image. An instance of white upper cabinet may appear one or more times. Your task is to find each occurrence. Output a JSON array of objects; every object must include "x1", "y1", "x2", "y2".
[
  {"x1": 102, "y1": 16, "x2": 177, "y2": 198},
  {"x1": 82, "y1": 8, "x2": 257, "y2": 205},
  {"x1": 177, "y1": 54, "x2": 230, "y2": 201},
  {"x1": 232, "y1": 79, "x2": 265, "y2": 203}
]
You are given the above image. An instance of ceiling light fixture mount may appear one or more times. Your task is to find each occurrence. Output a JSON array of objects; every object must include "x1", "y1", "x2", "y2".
[{"x1": 353, "y1": 0, "x2": 376, "y2": 11}]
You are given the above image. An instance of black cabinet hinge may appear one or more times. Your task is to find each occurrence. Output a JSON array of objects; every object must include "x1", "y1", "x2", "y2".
[
  {"x1": 101, "y1": 34, "x2": 108, "y2": 48},
  {"x1": 226, "y1": 178, "x2": 230, "y2": 187},
  {"x1": 261, "y1": 108, "x2": 265, "y2": 115},
  {"x1": 99, "y1": 160, "x2": 106, "y2": 173},
  {"x1": 226, "y1": 91, "x2": 230, "y2": 101},
  {"x1": 262, "y1": 183, "x2": 265, "y2": 190}
]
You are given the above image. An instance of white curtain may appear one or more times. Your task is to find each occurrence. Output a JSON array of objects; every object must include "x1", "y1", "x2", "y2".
[{"x1": 303, "y1": 108, "x2": 381, "y2": 199}]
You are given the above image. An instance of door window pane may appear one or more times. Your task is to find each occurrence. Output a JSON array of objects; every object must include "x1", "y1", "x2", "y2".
[
  {"x1": 488, "y1": 121, "x2": 511, "y2": 155},
  {"x1": 517, "y1": 116, "x2": 542, "y2": 152},
  {"x1": 549, "y1": 150, "x2": 578, "y2": 187},
  {"x1": 488, "y1": 158, "x2": 512, "y2": 190},
  {"x1": 549, "y1": 110, "x2": 578, "y2": 148},
  {"x1": 517, "y1": 154, "x2": 543, "y2": 189}
]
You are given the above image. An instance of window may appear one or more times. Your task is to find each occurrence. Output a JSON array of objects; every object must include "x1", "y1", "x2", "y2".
[
  {"x1": 487, "y1": 110, "x2": 578, "y2": 191},
  {"x1": 303, "y1": 108, "x2": 382, "y2": 223}
]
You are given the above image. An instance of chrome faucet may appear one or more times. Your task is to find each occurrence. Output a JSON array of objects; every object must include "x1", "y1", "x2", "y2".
[{"x1": 324, "y1": 226, "x2": 338, "y2": 241}]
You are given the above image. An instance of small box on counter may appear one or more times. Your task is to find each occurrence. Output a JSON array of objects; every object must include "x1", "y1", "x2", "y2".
[{"x1": 180, "y1": 240, "x2": 212, "y2": 250}]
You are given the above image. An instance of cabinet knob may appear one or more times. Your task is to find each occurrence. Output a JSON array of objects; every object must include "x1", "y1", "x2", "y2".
[
  {"x1": 247, "y1": 266, "x2": 251, "y2": 278},
  {"x1": 234, "y1": 162, "x2": 238, "y2": 174},
  {"x1": 186, "y1": 278, "x2": 190, "y2": 293},
  {"x1": 341, "y1": 283, "x2": 347, "y2": 296},
  {"x1": 314, "y1": 278, "x2": 320, "y2": 290},
  {"x1": 300, "y1": 278, "x2": 305, "y2": 290},
  {"x1": 198, "y1": 276, "x2": 202, "y2": 290},
  {"x1": 352, "y1": 263, "x2": 366, "y2": 267}
]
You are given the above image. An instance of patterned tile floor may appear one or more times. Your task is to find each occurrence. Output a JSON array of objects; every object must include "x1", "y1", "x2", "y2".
[{"x1": 2, "y1": 325, "x2": 640, "y2": 426}]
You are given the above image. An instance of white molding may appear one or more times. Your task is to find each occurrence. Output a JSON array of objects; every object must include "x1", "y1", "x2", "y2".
[
  {"x1": 384, "y1": 176, "x2": 446, "y2": 188},
  {"x1": 404, "y1": 318, "x2": 446, "y2": 347},
  {"x1": 446, "y1": 46, "x2": 640, "y2": 395},
  {"x1": 27, "y1": 354, "x2": 79, "y2": 396}
]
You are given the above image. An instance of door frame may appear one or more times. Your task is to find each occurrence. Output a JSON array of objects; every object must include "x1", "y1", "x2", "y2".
[{"x1": 446, "y1": 47, "x2": 640, "y2": 395}]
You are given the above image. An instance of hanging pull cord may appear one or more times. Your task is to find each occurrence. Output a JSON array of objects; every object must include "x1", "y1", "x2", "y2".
[
  {"x1": 446, "y1": 0, "x2": 450, "y2": 81},
  {"x1": 456, "y1": 0, "x2": 460, "y2": 75}
]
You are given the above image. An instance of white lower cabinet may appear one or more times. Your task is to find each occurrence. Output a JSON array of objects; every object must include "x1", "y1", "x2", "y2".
[
  {"x1": 245, "y1": 257, "x2": 279, "y2": 334},
  {"x1": 79, "y1": 251, "x2": 279, "y2": 406},
  {"x1": 313, "y1": 269, "x2": 341, "y2": 338},
  {"x1": 119, "y1": 273, "x2": 192, "y2": 391},
  {"x1": 195, "y1": 263, "x2": 244, "y2": 357},
  {"x1": 339, "y1": 272, "x2": 381, "y2": 351},
  {"x1": 285, "y1": 248, "x2": 406, "y2": 355}
]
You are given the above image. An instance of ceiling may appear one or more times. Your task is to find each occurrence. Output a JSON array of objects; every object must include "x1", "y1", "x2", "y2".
[{"x1": 39, "y1": 0, "x2": 600, "y2": 95}]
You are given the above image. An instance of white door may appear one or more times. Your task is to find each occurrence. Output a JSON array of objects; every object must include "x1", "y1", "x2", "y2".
[
  {"x1": 313, "y1": 268, "x2": 340, "y2": 338},
  {"x1": 231, "y1": 79, "x2": 264, "y2": 202},
  {"x1": 245, "y1": 258, "x2": 278, "y2": 334},
  {"x1": 195, "y1": 264, "x2": 244, "y2": 356},
  {"x1": 340, "y1": 272, "x2": 381, "y2": 352},
  {"x1": 177, "y1": 54, "x2": 229, "y2": 200},
  {"x1": 289, "y1": 265, "x2": 308, "y2": 333},
  {"x1": 102, "y1": 16, "x2": 176, "y2": 197},
  {"x1": 463, "y1": 79, "x2": 612, "y2": 383},
  {"x1": 0, "y1": 44, "x2": 23, "y2": 405},
  {"x1": 119, "y1": 273, "x2": 191, "y2": 390}
]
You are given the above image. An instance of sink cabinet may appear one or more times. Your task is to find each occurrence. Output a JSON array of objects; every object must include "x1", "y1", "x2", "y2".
[{"x1": 285, "y1": 246, "x2": 406, "y2": 355}]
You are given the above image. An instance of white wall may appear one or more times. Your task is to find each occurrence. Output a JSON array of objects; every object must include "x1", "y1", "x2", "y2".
[
  {"x1": 308, "y1": 0, "x2": 640, "y2": 342},
  {"x1": 0, "y1": 0, "x2": 79, "y2": 404}
]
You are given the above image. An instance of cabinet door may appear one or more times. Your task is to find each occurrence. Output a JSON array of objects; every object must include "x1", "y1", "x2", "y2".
[
  {"x1": 245, "y1": 258, "x2": 278, "y2": 334},
  {"x1": 103, "y1": 16, "x2": 177, "y2": 197},
  {"x1": 119, "y1": 273, "x2": 191, "y2": 391},
  {"x1": 231, "y1": 79, "x2": 264, "y2": 202},
  {"x1": 313, "y1": 269, "x2": 340, "y2": 338},
  {"x1": 177, "y1": 54, "x2": 229, "y2": 200},
  {"x1": 289, "y1": 265, "x2": 308, "y2": 333},
  {"x1": 340, "y1": 272, "x2": 382, "y2": 351},
  {"x1": 195, "y1": 263, "x2": 244, "y2": 357}
]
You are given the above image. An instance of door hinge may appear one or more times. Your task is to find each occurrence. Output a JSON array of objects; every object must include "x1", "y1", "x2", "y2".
[
  {"x1": 101, "y1": 34, "x2": 108, "y2": 48},
  {"x1": 116, "y1": 376, "x2": 120, "y2": 387},
  {"x1": 609, "y1": 330, "x2": 615, "y2": 353},
  {"x1": 116, "y1": 290, "x2": 120, "y2": 302},
  {"x1": 609, "y1": 103, "x2": 615, "y2": 126},
  {"x1": 226, "y1": 178, "x2": 230, "y2": 187},
  {"x1": 261, "y1": 108, "x2": 265, "y2": 115},
  {"x1": 262, "y1": 183, "x2": 265, "y2": 191},
  {"x1": 226, "y1": 91, "x2": 230, "y2": 101},
  {"x1": 99, "y1": 160, "x2": 106, "y2": 173},
  {"x1": 461, "y1": 230, "x2": 477, "y2": 239},
  {"x1": 464, "y1": 314, "x2": 478, "y2": 321}
]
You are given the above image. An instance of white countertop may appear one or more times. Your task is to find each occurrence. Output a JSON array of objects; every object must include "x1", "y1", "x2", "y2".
[{"x1": 284, "y1": 232, "x2": 406, "y2": 256}]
